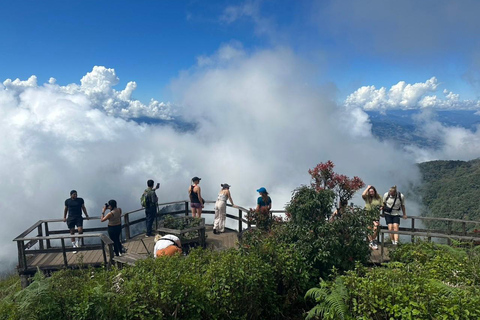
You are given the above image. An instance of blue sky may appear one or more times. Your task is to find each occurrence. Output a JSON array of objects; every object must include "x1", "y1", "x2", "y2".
[{"x1": 2, "y1": 0, "x2": 479, "y2": 106}]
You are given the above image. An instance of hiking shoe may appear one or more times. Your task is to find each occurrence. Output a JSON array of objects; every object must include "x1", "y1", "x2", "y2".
[{"x1": 369, "y1": 241, "x2": 378, "y2": 250}]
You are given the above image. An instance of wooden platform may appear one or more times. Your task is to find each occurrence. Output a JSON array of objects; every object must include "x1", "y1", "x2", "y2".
[{"x1": 25, "y1": 226, "x2": 239, "y2": 272}]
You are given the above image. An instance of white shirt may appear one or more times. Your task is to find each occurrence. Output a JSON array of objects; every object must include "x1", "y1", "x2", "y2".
[{"x1": 153, "y1": 234, "x2": 181, "y2": 257}]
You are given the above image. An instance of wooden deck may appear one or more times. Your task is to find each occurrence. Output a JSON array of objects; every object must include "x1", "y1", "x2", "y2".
[{"x1": 25, "y1": 225, "x2": 240, "y2": 271}]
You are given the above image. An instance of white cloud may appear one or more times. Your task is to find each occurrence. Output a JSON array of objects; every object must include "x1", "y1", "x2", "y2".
[
  {"x1": 0, "y1": 47, "x2": 428, "y2": 272},
  {"x1": 345, "y1": 77, "x2": 480, "y2": 111}
]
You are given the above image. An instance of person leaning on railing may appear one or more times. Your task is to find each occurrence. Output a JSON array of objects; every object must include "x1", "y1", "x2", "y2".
[
  {"x1": 214, "y1": 183, "x2": 235, "y2": 234},
  {"x1": 101, "y1": 199, "x2": 124, "y2": 257}
]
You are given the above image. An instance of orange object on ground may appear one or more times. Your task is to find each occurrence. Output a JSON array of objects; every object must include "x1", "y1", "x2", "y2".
[{"x1": 156, "y1": 245, "x2": 182, "y2": 257}]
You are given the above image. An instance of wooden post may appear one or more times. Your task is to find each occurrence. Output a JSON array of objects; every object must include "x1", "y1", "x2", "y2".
[
  {"x1": 17, "y1": 241, "x2": 26, "y2": 272},
  {"x1": 238, "y1": 209, "x2": 242, "y2": 232},
  {"x1": 124, "y1": 214, "x2": 131, "y2": 240},
  {"x1": 447, "y1": 221, "x2": 452, "y2": 245},
  {"x1": 185, "y1": 201, "x2": 189, "y2": 216},
  {"x1": 37, "y1": 224, "x2": 44, "y2": 250},
  {"x1": 107, "y1": 243, "x2": 114, "y2": 268},
  {"x1": 380, "y1": 232, "x2": 385, "y2": 263},
  {"x1": 45, "y1": 222, "x2": 51, "y2": 248},
  {"x1": 61, "y1": 238, "x2": 68, "y2": 267},
  {"x1": 101, "y1": 239, "x2": 108, "y2": 266},
  {"x1": 411, "y1": 218, "x2": 415, "y2": 243},
  {"x1": 462, "y1": 222, "x2": 467, "y2": 236}
]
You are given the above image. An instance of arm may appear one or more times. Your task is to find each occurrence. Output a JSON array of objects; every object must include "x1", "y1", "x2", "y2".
[
  {"x1": 361, "y1": 185, "x2": 371, "y2": 199},
  {"x1": 197, "y1": 186, "x2": 204, "y2": 207},
  {"x1": 227, "y1": 190, "x2": 234, "y2": 206},
  {"x1": 401, "y1": 205, "x2": 407, "y2": 219},
  {"x1": 82, "y1": 204, "x2": 89, "y2": 219},
  {"x1": 100, "y1": 205, "x2": 111, "y2": 222},
  {"x1": 63, "y1": 206, "x2": 68, "y2": 222},
  {"x1": 267, "y1": 197, "x2": 272, "y2": 211}
]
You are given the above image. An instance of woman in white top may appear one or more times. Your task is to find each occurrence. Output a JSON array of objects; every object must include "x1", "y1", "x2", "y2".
[
  {"x1": 213, "y1": 184, "x2": 234, "y2": 234},
  {"x1": 153, "y1": 234, "x2": 182, "y2": 257}
]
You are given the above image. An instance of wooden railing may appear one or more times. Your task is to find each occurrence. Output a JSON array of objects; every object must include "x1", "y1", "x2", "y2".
[
  {"x1": 380, "y1": 215, "x2": 480, "y2": 242},
  {"x1": 11, "y1": 200, "x2": 273, "y2": 279},
  {"x1": 14, "y1": 201, "x2": 480, "y2": 279}
]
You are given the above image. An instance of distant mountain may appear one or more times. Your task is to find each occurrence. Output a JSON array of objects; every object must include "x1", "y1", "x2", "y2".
[
  {"x1": 367, "y1": 110, "x2": 480, "y2": 148},
  {"x1": 417, "y1": 159, "x2": 480, "y2": 231}
]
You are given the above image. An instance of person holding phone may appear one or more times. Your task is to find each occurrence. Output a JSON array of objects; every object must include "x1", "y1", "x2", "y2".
[
  {"x1": 101, "y1": 199, "x2": 123, "y2": 257},
  {"x1": 143, "y1": 179, "x2": 159, "y2": 237}
]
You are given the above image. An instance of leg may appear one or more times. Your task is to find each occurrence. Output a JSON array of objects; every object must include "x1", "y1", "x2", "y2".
[
  {"x1": 387, "y1": 223, "x2": 394, "y2": 241},
  {"x1": 197, "y1": 207, "x2": 202, "y2": 219},
  {"x1": 213, "y1": 203, "x2": 220, "y2": 231},
  {"x1": 69, "y1": 228, "x2": 76, "y2": 243},
  {"x1": 108, "y1": 227, "x2": 119, "y2": 256},
  {"x1": 145, "y1": 208, "x2": 155, "y2": 236},
  {"x1": 219, "y1": 203, "x2": 226, "y2": 233},
  {"x1": 393, "y1": 223, "x2": 400, "y2": 243},
  {"x1": 191, "y1": 207, "x2": 197, "y2": 218},
  {"x1": 77, "y1": 226, "x2": 83, "y2": 246}
]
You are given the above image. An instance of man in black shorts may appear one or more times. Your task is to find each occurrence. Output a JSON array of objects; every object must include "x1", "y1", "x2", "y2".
[{"x1": 64, "y1": 190, "x2": 89, "y2": 252}]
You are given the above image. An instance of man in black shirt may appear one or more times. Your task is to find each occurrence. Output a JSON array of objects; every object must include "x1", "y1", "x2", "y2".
[{"x1": 64, "y1": 190, "x2": 89, "y2": 252}]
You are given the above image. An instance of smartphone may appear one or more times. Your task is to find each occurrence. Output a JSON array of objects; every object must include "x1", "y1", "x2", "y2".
[{"x1": 156, "y1": 183, "x2": 160, "y2": 189}]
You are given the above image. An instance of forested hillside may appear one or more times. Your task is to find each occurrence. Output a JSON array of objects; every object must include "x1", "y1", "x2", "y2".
[{"x1": 417, "y1": 159, "x2": 480, "y2": 229}]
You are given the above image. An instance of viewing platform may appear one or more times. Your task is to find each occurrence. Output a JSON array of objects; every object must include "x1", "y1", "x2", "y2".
[{"x1": 13, "y1": 200, "x2": 480, "y2": 287}]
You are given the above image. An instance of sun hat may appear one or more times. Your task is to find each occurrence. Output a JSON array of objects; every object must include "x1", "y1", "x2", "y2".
[{"x1": 256, "y1": 187, "x2": 267, "y2": 193}]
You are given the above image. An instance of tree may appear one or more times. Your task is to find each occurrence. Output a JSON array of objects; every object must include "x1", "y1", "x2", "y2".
[{"x1": 308, "y1": 161, "x2": 365, "y2": 207}]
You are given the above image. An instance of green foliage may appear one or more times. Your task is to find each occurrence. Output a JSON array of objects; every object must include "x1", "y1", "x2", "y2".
[
  {"x1": 286, "y1": 185, "x2": 335, "y2": 225},
  {"x1": 305, "y1": 278, "x2": 351, "y2": 320},
  {"x1": 306, "y1": 242, "x2": 480, "y2": 320},
  {"x1": 242, "y1": 186, "x2": 375, "y2": 281},
  {"x1": 0, "y1": 250, "x2": 287, "y2": 320},
  {"x1": 162, "y1": 216, "x2": 203, "y2": 240},
  {"x1": 417, "y1": 159, "x2": 480, "y2": 231}
]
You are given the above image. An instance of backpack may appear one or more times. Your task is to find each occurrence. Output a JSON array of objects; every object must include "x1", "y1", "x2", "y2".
[{"x1": 141, "y1": 189, "x2": 157, "y2": 208}]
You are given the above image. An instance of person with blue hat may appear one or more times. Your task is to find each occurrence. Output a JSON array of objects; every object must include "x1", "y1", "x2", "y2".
[{"x1": 256, "y1": 187, "x2": 272, "y2": 212}]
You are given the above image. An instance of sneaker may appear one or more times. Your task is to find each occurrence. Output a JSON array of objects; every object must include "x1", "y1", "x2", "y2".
[
  {"x1": 369, "y1": 241, "x2": 378, "y2": 250},
  {"x1": 392, "y1": 240, "x2": 398, "y2": 245},
  {"x1": 118, "y1": 253, "x2": 122, "y2": 257},
  {"x1": 145, "y1": 234, "x2": 150, "y2": 238},
  {"x1": 213, "y1": 229, "x2": 218, "y2": 234},
  {"x1": 72, "y1": 242, "x2": 77, "y2": 254}
]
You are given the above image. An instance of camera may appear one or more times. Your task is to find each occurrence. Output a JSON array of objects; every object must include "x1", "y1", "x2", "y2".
[{"x1": 105, "y1": 203, "x2": 109, "y2": 207}]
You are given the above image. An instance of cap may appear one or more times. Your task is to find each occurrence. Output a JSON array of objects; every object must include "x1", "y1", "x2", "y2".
[
  {"x1": 256, "y1": 187, "x2": 267, "y2": 193},
  {"x1": 70, "y1": 190, "x2": 77, "y2": 195},
  {"x1": 221, "y1": 183, "x2": 230, "y2": 188},
  {"x1": 192, "y1": 176, "x2": 201, "y2": 182}
]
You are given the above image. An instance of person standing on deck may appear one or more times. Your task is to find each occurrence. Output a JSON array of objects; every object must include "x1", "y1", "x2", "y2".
[
  {"x1": 213, "y1": 183, "x2": 235, "y2": 234},
  {"x1": 189, "y1": 177, "x2": 204, "y2": 218},
  {"x1": 101, "y1": 199, "x2": 124, "y2": 257},
  {"x1": 64, "y1": 190, "x2": 89, "y2": 253},
  {"x1": 382, "y1": 186, "x2": 407, "y2": 245},
  {"x1": 143, "y1": 180, "x2": 159, "y2": 237}
]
